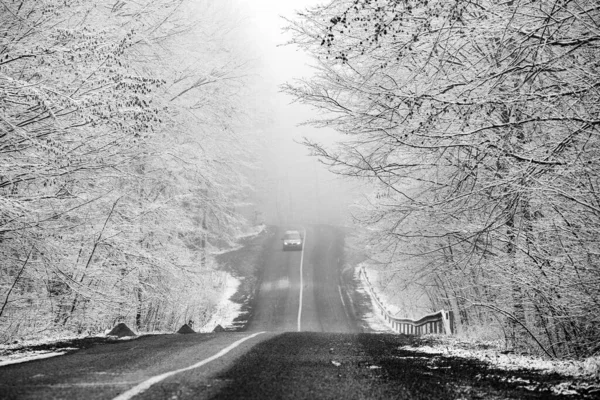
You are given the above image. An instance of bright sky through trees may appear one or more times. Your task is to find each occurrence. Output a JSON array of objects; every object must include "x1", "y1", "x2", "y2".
[{"x1": 234, "y1": 0, "x2": 359, "y2": 227}]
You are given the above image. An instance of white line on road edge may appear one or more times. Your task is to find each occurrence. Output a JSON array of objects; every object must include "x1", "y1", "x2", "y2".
[
  {"x1": 297, "y1": 228, "x2": 307, "y2": 332},
  {"x1": 112, "y1": 331, "x2": 265, "y2": 400},
  {"x1": 338, "y1": 286, "x2": 347, "y2": 311}
]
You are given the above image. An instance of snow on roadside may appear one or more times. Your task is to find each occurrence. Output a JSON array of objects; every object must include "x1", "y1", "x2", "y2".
[
  {"x1": 399, "y1": 335, "x2": 600, "y2": 380},
  {"x1": 0, "y1": 231, "x2": 258, "y2": 367},
  {"x1": 359, "y1": 266, "x2": 401, "y2": 317},
  {"x1": 356, "y1": 262, "x2": 600, "y2": 391},
  {"x1": 0, "y1": 349, "x2": 77, "y2": 367},
  {"x1": 0, "y1": 272, "x2": 243, "y2": 366},
  {"x1": 0, "y1": 334, "x2": 97, "y2": 367},
  {"x1": 0, "y1": 275, "x2": 245, "y2": 367},
  {"x1": 198, "y1": 272, "x2": 242, "y2": 332},
  {"x1": 0, "y1": 333, "x2": 140, "y2": 367},
  {"x1": 236, "y1": 224, "x2": 266, "y2": 240},
  {"x1": 209, "y1": 224, "x2": 266, "y2": 255},
  {"x1": 355, "y1": 266, "x2": 394, "y2": 333}
]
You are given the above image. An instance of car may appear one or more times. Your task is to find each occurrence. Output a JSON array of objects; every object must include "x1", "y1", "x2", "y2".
[{"x1": 282, "y1": 230, "x2": 303, "y2": 251}]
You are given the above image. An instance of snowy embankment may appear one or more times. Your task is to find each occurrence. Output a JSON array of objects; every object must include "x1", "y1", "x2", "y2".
[
  {"x1": 357, "y1": 263, "x2": 433, "y2": 333},
  {"x1": 0, "y1": 272, "x2": 244, "y2": 367},
  {"x1": 0, "y1": 348, "x2": 77, "y2": 367},
  {"x1": 198, "y1": 273, "x2": 243, "y2": 333},
  {"x1": 400, "y1": 336, "x2": 600, "y2": 380},
  {"x1": 354, "y1": 265, "x2": 394, "y2": 333},
  {"x1": 0, "y1": 227, "x2": 265, "y2": 367},
  {"x1": 357, "y1": 264, "x2": 600, "y2": 385},
  {"x1": 0, "y1": 334, "x2": 141, "y2": 368},
  {"x1": 209, "y1": 224, "x2": 266, "y2": 256}
]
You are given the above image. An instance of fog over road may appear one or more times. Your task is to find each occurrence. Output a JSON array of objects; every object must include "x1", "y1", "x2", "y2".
[{"x1": 0, "y1": 226, "x2": 570, "y2": 399}]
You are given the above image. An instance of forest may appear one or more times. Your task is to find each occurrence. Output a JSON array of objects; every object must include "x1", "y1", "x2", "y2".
[
  {"x1": 3, "y1": 0, "x2": 599, "y2": 362},
  {"x1": 285, "y1": 0, "x2": 600, "y2": 358},
  {"x1": 0, "y1": 0, "x2": 260, "y2": 340}
]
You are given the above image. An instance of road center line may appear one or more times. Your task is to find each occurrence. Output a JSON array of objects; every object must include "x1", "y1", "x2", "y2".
[
  {"x1": 297, "y1": 228, "x2": 307, "y2": 332},
  {"x1": 112, "y1": 331, "x2": 265, "y2": 400}
]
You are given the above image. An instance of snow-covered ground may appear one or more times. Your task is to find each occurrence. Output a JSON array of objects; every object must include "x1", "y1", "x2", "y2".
[
  {"x1": 0, "y1": 348, "x2": 77, "y2": 367},
  {"x1": 0, "y1": 229, "x2": 262, "y2": 368},
  {"x1": 399, "y1": 336, "x2": 600, "y2": 380},
  {"x1": 198, "y1": 273, "x2": 243, "y2": 333},
  {"x1": 0, "y1": 272, "x2": 245, "y2": 367},
  {"x1": 358, "y1": 266, "x2": 401, "y2": 317},
  {"x1": 209, "y1": 225, "x2": 267, "y2": 256},
  {"x1": 399, "y1": 335, "x2": 600, "y2": 396},
  {"x1": 354, "y1": 266, "x2": 394, "y2": 333},
  {"x1": 0, "y1": 333, "x2": 141, "y2": 368},
  {"x1": 236, "y1": 224, "x2": 266, "y2": 240},
  {"x1": 357, "y1": 264, "x2": 600, "y2": 391},
  {"x1": 358, "y1": 262, "x2": 433, "y2": 319}
]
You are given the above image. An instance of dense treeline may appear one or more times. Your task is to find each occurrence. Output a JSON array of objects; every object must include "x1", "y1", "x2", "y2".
[
  {"x1": 285, "y1": 0, "x2": 600, "y2": 358},
  {"x1": 0, "y1": 0, "x2": 256, "y2": 340}
]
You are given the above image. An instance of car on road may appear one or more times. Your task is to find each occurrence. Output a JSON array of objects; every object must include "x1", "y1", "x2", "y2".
[{"x1": 282, "y1": 230, "x2": 303, "y2": 251}]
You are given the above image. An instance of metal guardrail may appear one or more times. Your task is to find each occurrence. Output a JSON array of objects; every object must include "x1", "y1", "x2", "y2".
[{"x1": 360, "y1": 266, "x2": 454, "y2": 335}]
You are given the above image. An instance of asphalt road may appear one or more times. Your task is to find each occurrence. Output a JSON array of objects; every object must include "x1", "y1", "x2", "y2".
[
  {"x1": 0, "y1": 226, "x2": 582, "y2": 399},
  {"x1": 247, "y1": 225, "x2": 357, "y2": 333},
  {"x1": 0, "y1": 225, "x2": 359, "y2": 400}
]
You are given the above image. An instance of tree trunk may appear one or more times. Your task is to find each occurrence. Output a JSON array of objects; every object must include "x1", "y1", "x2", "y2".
[{"x1": 506, "y1": 208, "x2": 526, "y2": 348}]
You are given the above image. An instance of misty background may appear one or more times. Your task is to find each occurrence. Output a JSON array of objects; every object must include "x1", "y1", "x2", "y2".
[{"x1": 225, "y1": 0, "x2": 362, "y2": 227}]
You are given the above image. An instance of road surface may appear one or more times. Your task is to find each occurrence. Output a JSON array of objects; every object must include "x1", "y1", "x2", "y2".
[
  {"x1": 0, "y1": 226, "x2": 576, "y2": 399},
  {"x1": 246, "y1": 225, "x2": 356, "y2": 333}
]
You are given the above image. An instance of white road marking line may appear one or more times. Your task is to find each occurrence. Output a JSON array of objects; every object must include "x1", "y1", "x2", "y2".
[
  {"x1": 297, "y1": 228, "x2": 307, "y2": 332},
  {"x1": 339, "y1": 285, "x2": 353, "y2": 323},
  {"x1": 33, "y1": 382, "x2": 139, "y2": 388},
  {"x1": 338, "y1": 286, "x2": 347, "y2": 311},
  {"x1": 112, "y1": 332, "x2": 265, "y2": 400}
]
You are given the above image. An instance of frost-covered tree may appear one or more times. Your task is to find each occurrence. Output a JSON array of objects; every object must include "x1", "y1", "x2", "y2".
[
  {"x1": 0, "y1": 0, "x2": 258, "y2": 339},
  {"x1": 285, "y1": 0, "x2": 600, "y2": 357}
]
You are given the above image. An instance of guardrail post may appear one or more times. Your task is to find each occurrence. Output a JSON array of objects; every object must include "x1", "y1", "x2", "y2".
[{"x1": 441, "y1": 309, "x2": 453, "y2": 335}]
